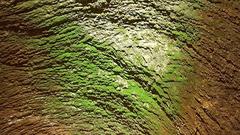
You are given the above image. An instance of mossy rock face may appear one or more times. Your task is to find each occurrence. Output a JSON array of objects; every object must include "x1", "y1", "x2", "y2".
[
  {"x1": 0, "y1": 0, "x2": 200, "y2": 134},
  {"x1": 1, "y1": 0, "x2": 239, "y2": 135}
]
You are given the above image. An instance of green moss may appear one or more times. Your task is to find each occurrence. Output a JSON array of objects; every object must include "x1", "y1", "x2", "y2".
[
  {"x1": 15, "y1": 0, "x2": 42, "y2": 11},
  {"x1": 39, "y1": 15, "x2": 68, "y2": 28},
  {"x1": 11, "y1": 0, "x2": 201, "y2": 134},
  {"x1": 172, "y1": 30, "x2": 192, "y2": 42},
  {"x1": 112, "y1": 66, "x2": 124, "y2": 73}
]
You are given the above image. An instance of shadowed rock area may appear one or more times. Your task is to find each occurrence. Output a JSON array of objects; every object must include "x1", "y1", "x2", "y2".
[{"x1": 0, "y1": 0, "x2": 239, "y2": 134}]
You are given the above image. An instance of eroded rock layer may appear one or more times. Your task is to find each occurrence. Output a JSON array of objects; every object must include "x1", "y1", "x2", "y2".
[{"x1": 0, "y1": 0, "x2": 239, "y2": 135}]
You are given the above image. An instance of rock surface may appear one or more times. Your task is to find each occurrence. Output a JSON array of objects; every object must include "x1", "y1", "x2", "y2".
[{"x1": 0, "y1": 0, "x2": 239, "y2": 134}]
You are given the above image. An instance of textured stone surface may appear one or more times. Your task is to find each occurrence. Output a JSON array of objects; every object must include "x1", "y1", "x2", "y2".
[{"x1": 0, "y1": 0, "x2": 239, "y2": 134}]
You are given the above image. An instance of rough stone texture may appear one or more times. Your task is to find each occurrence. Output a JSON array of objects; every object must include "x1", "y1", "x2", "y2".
[
  {"x1": 0, "y1": 0, "x2": 239, "y2": 135},
  {"x1": 178, "y1": 0, "x2": 240, "y2": 134}
]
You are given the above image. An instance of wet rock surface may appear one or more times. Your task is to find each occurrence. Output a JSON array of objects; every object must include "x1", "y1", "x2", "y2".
[{"x1": 0, "y1": 0, "x2": 239, "y2": 134}]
